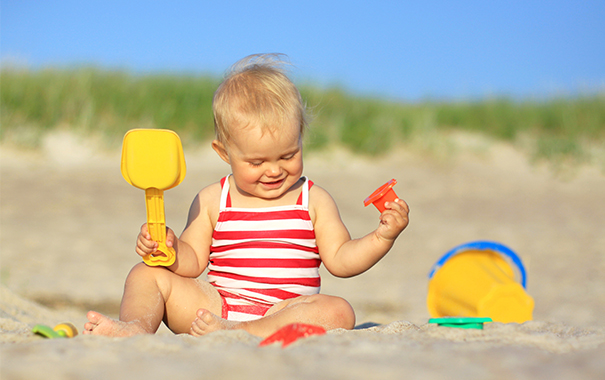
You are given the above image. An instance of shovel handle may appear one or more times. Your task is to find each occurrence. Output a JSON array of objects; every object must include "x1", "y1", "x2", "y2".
[{"x1": 144, "y1": 188, "x2": 176, "y2": 266}]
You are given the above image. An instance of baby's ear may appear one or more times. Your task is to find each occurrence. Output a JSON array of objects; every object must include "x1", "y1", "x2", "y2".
[{"x1": 211, "y1": 140, "x2": 230, "y2": 164}]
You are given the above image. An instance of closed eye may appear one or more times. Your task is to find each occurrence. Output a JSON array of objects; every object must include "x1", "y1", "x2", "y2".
[{"x1": 281, "y1": 151, "x2": 299, "y2": 160}]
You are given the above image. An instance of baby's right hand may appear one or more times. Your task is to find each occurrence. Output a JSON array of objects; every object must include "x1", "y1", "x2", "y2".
[
  {"x1": 136, "y1": 223, "x2": 176, "y2": 258},
  {"x1": 136, "y1": 223, "x2": 157, "y2": 258}
]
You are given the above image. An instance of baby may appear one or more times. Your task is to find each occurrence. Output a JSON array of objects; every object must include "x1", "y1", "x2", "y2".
[{"x1": 84, "y1": 54, "x2": 409, "y2": 338}]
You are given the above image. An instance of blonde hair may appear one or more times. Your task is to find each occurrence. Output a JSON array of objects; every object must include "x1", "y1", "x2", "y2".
[{"x1": 212, "y1": 53, "x2": 308, "y2": 144}]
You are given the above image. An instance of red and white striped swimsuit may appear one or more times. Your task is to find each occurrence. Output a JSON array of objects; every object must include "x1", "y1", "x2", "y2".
[{"x1": 208, "y1": 175, "x2": 321, "y2": 321}]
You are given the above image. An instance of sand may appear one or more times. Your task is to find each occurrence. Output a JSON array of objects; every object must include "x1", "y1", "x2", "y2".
[{"x1": 1, "y1": 132, "x2": 604, "y2": 379}]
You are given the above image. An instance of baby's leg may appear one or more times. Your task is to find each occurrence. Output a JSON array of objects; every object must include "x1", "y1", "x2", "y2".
[
  {"x1": 84, "y1": 262, "x2": 222, "y2": 337},
  {"x1": 190, "y1": 294, "x2": 355, "y2": 338}
]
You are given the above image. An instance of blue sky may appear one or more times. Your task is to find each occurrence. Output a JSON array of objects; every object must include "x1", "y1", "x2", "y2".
[{"x1": 2, "y1": 1, "x2": 604, "y2": 100}]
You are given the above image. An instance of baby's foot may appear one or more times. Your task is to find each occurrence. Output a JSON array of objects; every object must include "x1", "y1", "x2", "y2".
[
  {"x1": 189, "y1": 309, "x2": 237, "y2": 337},
  {"x1": 83, "y1": 311, "x2": 148, "y2": 337}
]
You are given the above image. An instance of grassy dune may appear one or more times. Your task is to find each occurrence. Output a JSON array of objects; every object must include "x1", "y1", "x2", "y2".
[{"x1": 2, "y1": 67, "x2": 604, "y2": 165}]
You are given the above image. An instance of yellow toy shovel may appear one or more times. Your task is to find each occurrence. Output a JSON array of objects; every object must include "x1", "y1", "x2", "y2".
[{"x1": 121, "y1": 129, "x2": 186, "y2": 266}]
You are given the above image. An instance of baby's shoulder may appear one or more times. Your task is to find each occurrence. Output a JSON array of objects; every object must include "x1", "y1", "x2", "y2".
[
  {"x1": 189, "y1": 181, "x2": 223, "y2": 224},
  {"x1": 308, "y1": 182, "x2": 335, "y2": 202},
  {"x1": 308, "y1": 183, "x2": 339, "y2": 220},
  {"x1": 197, "y1": 181, "x2": 222, "y2": 203}
]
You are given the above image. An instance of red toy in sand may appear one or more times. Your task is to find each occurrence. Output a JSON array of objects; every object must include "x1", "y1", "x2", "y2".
[{"x1": 259, "y1": 323, "x2": 327, "y2": 347}]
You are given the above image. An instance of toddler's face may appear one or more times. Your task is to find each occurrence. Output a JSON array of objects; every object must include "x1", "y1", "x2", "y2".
[{"x1": 222, "y1": 120, "x2": 303, "y2": 200}]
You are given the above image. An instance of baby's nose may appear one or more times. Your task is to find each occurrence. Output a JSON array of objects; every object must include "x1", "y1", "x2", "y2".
[{"x1": 265, "y1": 163, "x2": 282, "y2": 176}]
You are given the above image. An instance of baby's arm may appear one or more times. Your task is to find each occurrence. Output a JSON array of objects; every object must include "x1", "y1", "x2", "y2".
[
  {"x1": 312, "y1": 186, "x2": 409, "y2": 278},
  {"x1": 135, "y1": 183, "x2": 220, "y2": 277}
]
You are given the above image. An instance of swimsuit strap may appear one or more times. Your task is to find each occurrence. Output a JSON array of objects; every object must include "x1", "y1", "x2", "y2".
[
  {"x1": 219, "y1": 175, "x2": 231, "y2": 210},
  {"x1": 296, "y1": 176, "x2": 313, "y2": 208}
]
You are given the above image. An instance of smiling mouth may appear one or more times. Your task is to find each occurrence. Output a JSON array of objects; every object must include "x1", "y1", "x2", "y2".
[{"x1": 261, "y1": 178, "x2": 285, "y2": 188}]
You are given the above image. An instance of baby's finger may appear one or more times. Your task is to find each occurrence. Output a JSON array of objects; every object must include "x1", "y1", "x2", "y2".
[
  {"x1": 165, "y1": 228, "x2": 177, "y2": 248},
  {"x1": 136, "y1": 236, "x2": 158, "y2": 256},
  {"x1": 397, "y1": 198, "x2": 410, "y2": 214},
  {"x1": 140, "y1": 223, "x2": 152, "y2": 240},
  {"x1": 137, "y1": 231, "x2": 157, "y2": 248},
  {"x1": 380, "y1": 210, "x2": 405, "y2": 228},
  {"x1": 385, "y1": 198, "x2": 409, "y2": 214},
  {"x1": 380, "y1": 203, "x2": 409, "y2": 230}
]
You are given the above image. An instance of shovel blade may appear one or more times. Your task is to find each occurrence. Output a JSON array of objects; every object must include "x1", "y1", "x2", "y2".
[{"x1": 121, "y1": 129, "x2": 186, "y2": 190}]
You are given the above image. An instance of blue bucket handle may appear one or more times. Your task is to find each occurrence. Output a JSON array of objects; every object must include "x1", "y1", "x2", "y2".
[{"x1": 427, "y1": 240, "x2": 527, "y2": 289}]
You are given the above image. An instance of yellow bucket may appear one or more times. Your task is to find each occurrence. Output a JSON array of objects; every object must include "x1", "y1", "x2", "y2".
[{"x1": 427, "y1": 241, "x2": 534, "y2": 324}]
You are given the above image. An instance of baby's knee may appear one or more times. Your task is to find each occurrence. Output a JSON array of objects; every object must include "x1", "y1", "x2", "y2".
[
  {"x1": 126, "y1": 262, "x2": 170, "y2": 282},
  {"x1": 317, "y1": 295, "x2": 356, "y2": 330}
]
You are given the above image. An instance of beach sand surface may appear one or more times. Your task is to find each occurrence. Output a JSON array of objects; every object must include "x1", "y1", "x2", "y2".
[{"x1": 1, "y1": 134, "x2": 604, "y2": 379}]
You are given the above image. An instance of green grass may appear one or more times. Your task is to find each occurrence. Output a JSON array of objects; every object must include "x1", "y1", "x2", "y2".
[
  {"x1": 2, "y1": 67, "x2": 604, "y2": 165},
  {"x1": 1, "y1": 67, "x2": 220, "y2": 147}
]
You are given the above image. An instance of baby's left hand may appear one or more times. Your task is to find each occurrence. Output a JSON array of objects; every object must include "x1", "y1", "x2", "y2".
[{"x1": 376, "y1": 198, "x2": 410, "y2": 242}]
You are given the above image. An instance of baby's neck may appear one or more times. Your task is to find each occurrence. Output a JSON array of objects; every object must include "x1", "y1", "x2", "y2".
[{"x1": 230, "y1": 177, "x2": 304, "y2": 208}]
